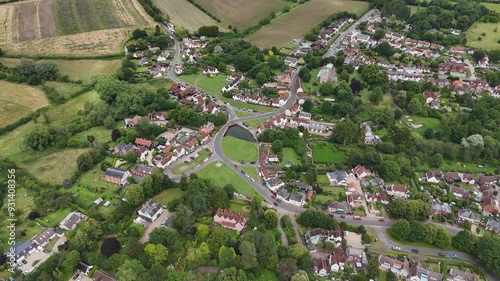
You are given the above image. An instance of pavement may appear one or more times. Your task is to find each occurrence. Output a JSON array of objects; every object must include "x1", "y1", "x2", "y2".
[{"x1": 139, "y1": 210, "x2": 171, "y2": 243}]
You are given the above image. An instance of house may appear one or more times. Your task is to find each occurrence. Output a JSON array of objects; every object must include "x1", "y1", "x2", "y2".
[
  {"x1": 277, "y1": 189, "x2": 290, "y2": 201},
  {"x1": 313, "y1": 257, "x2": 330, "y2": 276},
  {"x1": 136, "y1": 200, "x2": 163, "y2": 223},
  {"x1": 329, "y1": 247, "x2": 347, "y2": 272},
  {"x1": 485, "y1": 220, "x2": 500, "y2": 234},
  {"x1": 213, "y1": 209, "x2": 247, "y2": 232},
  {"x1": 14, "y1": 240, "x2": 36, "y2": 262},
  {"x1": 93, "y1": 198, "x2": 104, "y2": 205},
  {"x1": 458, "y1": 209, "x2": 482, "y2": 224},
  {"x1": 135, "y1": 138, "x2": 152, "y2": 148},
  {"x1": 289, "y1": 192, "x2": 306, "y2": 206},
  {"x1": 451, "y1": 186, "x2": 470, "y2": 199},
  {"x1": 379, "y1": 256, "x2": 410, "y2": 278},
  {"x1": 33, "y1": 228, "x2": 59, "y2": 247},
  {"x1": 482, "y1": 196, "x2": 498, "y2": 213},
  {"x1": 113, "y1": 141, "x2": 134, "y2": 156},
  {"x1": 305, "y1": 228, "x2": 326, "y2": 245},
  {"x1": 102, "y1": 167, "x2": 131, "y2": 185},
  {"x1": 130, "y1": 164, "x2": 156, "y2": 177},
  {"x1": 267, "y1": 154, "x2": 280, "y2": 163},
  {"x1": 410, "y1": 261, "x2": 443, "y2": 281},
  {"x1": 77, "y1": 262, "x2": 94, "y2": 276},
  {"x1": 447, "y1": 268, "x2": 479, "y2": 281},
  {"x1": 148, "y1": 111, "x2": 167, "y2": 121},
  {"x1": 445, "y1": 172, "x2": 461, "y2": 183},
  {"x1": 365, "y1": 192, "x2": 390, "y2": 205},
  {"x1": 266, "y1": 178, "x2": 285, "y2": 192},
  {"x1": 60, "y1": 211, "x2": 87, "y2": 231},
  {"x1": 317, "y1": 63, "x2": 337, "y2": 83},
  {"x1": 327, "y1": 201, "x2": 352, "y2": 214},
  {"x1": 432, "y1": 202, "x2": 452, "y2": 215},
  {"x1": 477, "y1": 175, "x2": 499, "y2": 186},
  {"x1": 352, "y1": 164, "x2": 369, "y2": 179},
  {"x1": 284, "y1": 56, "x2": 299, "y2": 67},
  {"x1": 203, "y1": 66, "x2": 219, "y2": 75},
  {"x1": 326, "y1": 170, "x2": 349, "y2": 186},
  {"x1": 92, "y1": 270, "x2": 118, "y2": 281},
  {"x1": 199, "y1": 123, "x2": 215, "y2": 135},
  {"x1": 126, "y1": 115, "x2": 142, "y2": 127},
  {"x1": 425, "y1": 170, "x2": 443, "y2": 183}
]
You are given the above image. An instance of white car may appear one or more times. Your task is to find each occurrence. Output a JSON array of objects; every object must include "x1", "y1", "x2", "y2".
[{"x1": 392, "y1": 246, "x2": 401, "y2": 251}]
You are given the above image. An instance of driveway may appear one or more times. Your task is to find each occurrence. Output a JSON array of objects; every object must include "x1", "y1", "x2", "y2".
[
  {"x1": 18, "y1": 250, "x2": 51, "y2": 274},
  {"x1": 139, "y1": 210, "x2": 171, "y2": 243},
  {"x1": 51, "y1": 236, "x2": 67, "y2": 253}
]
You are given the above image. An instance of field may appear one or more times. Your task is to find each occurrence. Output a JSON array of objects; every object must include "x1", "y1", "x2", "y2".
[
  {"x1": 280, "y1": 147, "x2": 301, "y2": 166},
  {"x1": 194, "y1": 0, "x2": 290, "y2": 29},
  {"x1": 466, "y1": 22, "x2": 500, "y2": 51},
  {"x1": 246, "y1": 0, "x2": 369, "y2": 48},
  {"x1": 221, "y1": 136, "x2": 258, "y2": 162},
  {"x1": 0, "y1": 80, "x2": 49, "y2": 127},
  {"x1": 46, "y1": 90, "x2": 101, "y2": 125},
  {"x1": 73, "y1": 126, "x2": 114, "y2": 143},
  {"x1": 152, "y1": 0, "x2": 226, "y2": 32},
  {"x1": 180, "y1": 73, "x2": 228, "y2": 95},
  {"x1": 20, "y1": 148, "x2": 90, "y2": 185},
  {"x1": 482, "y1": 2, "x2": 500, "y2": 13},
  {"x1": 152, "y1": 188, "x2": 184, "y2": 206},
  {"x1": 407, "y1": 116, "x2": 440, "y2": 136},
  {"x1": 171, "y1": 149, "x2": 210, "y2": 174},
  {"x1": 312, "y1": 142, "x2": 347, "y2": 163},
  {"x1": 244, "y1": 118, "x2": 268, "y2": 128},
  {"x1": 197, "y1": 162, "x2": 256, "y2": 196},
  {"x1": 0, "y1": 0, "x2": 154, "y2": 56},
  {"x1": 241, "y1": 166, "x2": 259, "y2": 182}
]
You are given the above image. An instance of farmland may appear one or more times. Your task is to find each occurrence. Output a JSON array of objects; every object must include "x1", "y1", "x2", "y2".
[
  {"x1": 466, "y1": 22, "x2": 500, "y2": 51},
  {"x1": 152, "y1": 0, "x2": 226, "y2": 32},
  {"x1": 194, "y1": 0, "x2": 290, "y2": 29},
  {"x1": 0, "y1": 81, "x2": 49, "y2": 128},
  {"x1": 246, "y1": 0, "x2": 369, "y2": 48},
  {"x1": 0, "y1": 0, "x2": 154, "y2": 57}
]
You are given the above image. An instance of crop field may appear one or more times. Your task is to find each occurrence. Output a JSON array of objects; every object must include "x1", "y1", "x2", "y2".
[
  {"x1": 0, "y1": 0, "x2": 153, "y2": 56},
  {"x1": 246, "y1": 0, "x2": 369, "y2": 48},
  {"x1": 194, "y1": 0, "x2": 290, "y2": 29},
  {"x1": 153, "y1": 0, "x2": 227, "y2": 32},
  {"x1": 0, "y1": 81, "x2": 49, "y2": 128},
  {"x1": 466, "y1": 22, "x2": 500, "y2": 51}
]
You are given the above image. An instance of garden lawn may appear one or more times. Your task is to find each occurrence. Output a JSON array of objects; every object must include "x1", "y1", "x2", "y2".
[
  {"x1": 255, "y1": 270, "x2": 279, "y2": 281},
  {"x1": 235, "y1": 111, "x2": 254, "y2": 118},
  {"x1": 195, "y1": 74, "x2": 228, "y2": 95},
  {"x1": 37, "y1": 208, "x2": 72, "y2": 228},
  {"x1": 72, "y1": 126, "x2": 114, "y2": 143},
  {"x1": 280, "y1": 148, "x2": 301, "y2": 166},
  {"x1": 152, "y1": 188, "x2": 184, "y2": 206},
  {"x1": 466, "y1": 22, "x2": 500, "y2": 51},
  {"x1": 241, "y1": 166, "x2": 259, "y2": 182},
  {"x1": 317, "y1": 174, "x2": 331, "y2": 185},
  {"x1": 229, "y1": 198, "x2": 249, "y2": 214},
  {"x1": 410, "y1": 116, "x2": 440, "y2": 135},
  {"x1": 244, "y1": 118, "x2": 268, "y2": 128},
  {"x1": 322, "y1": 186, "x2": 346, "y2": 193},
  {"x1": 312, "y1": 142, "x2": 347, "y2": 163},
  {"x1": 221, "y1": 136, "x2": 258, "y2": 162},
  {"x1": 197, "y1": 162, "x2": 256, "y2": 196},
  {"x1": 178, "y1": 73, "x2": 199, "y2": 86},
  {"x1": 171, "y1": 149, "x2": 210, "y2": 175},
  {"x1": 378, "y1": 271, "x2": 388, "y2": 281}
]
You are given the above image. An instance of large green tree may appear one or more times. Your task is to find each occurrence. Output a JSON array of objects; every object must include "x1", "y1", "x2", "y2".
[
  {"x1": 391, "y1": 219, "x2": 411, "y2": 241},
  {"x1": 330, "y1": 119, "x2": 358, "y2": 145}
]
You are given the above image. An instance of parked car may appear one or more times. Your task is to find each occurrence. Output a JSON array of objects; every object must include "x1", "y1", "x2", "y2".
[
  {"x1": 411, "y1": 249, "x2": 419, "y2": 253},
  {"x1": 340, "y1": 215, "x2": 346, "y2": 218},
  {"x1": 438, "y1": 253, "x2": 446, "y2": 257},
  {"x1": 328, "y1": 214, "x2": 335, "y2": 217},
  {"x1": 378, "y1": 218, "x2": 385, "y2": 222},
  {"x1": 276, "y1": 199, "x2": 282, "y2": 203},
  {"x1": 241, "y1": 170, "x2": 246, "y2": 174},
  {"x1": 450, "y1": 254, "x2": 458, "y2": 258},
  {"x1": 353, "y1": 216, "x2": 362, "y2": 220},
  {"x1": 271, "y1": 195, "x2": 276, "y2": 199},
  {"x1": 273, "y1": 202, "x2": 278, "y2": 207},
  {"x1": 392, "y1": 246, "x2": 401, "y2": 251}
]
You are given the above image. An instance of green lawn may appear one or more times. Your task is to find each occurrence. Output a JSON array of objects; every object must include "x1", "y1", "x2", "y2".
[
  {"x1": 195, "y1": 75, "x2": 228, "y2": 95},
  {"x1": 482, "y1": 2, "x2": 500, "y2": 12},
  {"x1": 255, "y1": 270, "x2": 279, "y2": 281},
  {"x1": 241, "y1": 166, "x2": 259, "y2": 182},
  {"x1": 171, "y1": 149, "x2": 210, "y2": 175},
  {"x1": 244, "y1": 118, "x2": 268, "y2": 128},
  {"x1": 312, "y1": 142, "x2": 347, "y2": 163},
  {"x1": 317, "y1": 174, "x2": 331, "y2": 185},
  {"x1": 466, "y1": 22, "x2": 500, "y2": 51},
  {"x1": 322, "y1": 186, "x2": 346, "y2": 193},
  {"x1": 216, "y1": 93, "x2": 277, "y2": 112},
  {"x1": 301, "y1": 68, "x2": 320, "y2": 94},
  {"x1": 235, "y1": 111, "x2": 254, "y2": 118},
  {"x1": 72, "y1": 126, "x2": 115, "y2": 144},
  {"x1": 229, "y1": 198, "x2": 250, "y2": 214},
  {"x1": 409, "y1": 116, "x2": 440, "y2": 135},
  {"x1": 378, "y1": 271, "x2": 388, "y2": 281},
  {"x1": 221, "y1": 136, "x2": 258, "y2": 162},
  {"x1": 37, "y1": 208, "x2": 72, "y2": 228},
  {"x1": 280, "y1": 148, "x2": 301, "y2": 166},
  {"x1": 197, "y1": 162, "x2": 256, "y2": 196},
  {"x1": 386, "y1": 229, "x2": 456, "y2": 251},
  {"x1": 152, "y1": 188, "x2": 184, "y2": 206}
]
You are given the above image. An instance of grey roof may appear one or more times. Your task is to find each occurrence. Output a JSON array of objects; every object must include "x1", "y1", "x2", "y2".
[
  {"x1": 77, "y1": 261, "x2": 93, "y2": 273},
  {"x1": 289, "y1": 192, "x2": 305, "y2": 203},
  {"x1": 33, "y1": 228, "x2": 55, "y2": 245},
  {"x1": 14, "y1": 240, "x2": 35, "y2": 258},
  {"x1": 486, "y1": 220, "x2": 500, "y2": 230},
  {"x1": 327, "y1": 170, "x2": 348, "y2": 183},
  {"x1": 277, "y1": 189, "x2": 289, "y2": 199},
  {"x1": 104, "y1": 167, "x2": 129, "y2": 179},
  {"x1": 131, "y1": 164, "x2": 156, "y2": 175},
  {"x1": 297, "y1": 182, "x2": 313, "y2": 190},
  {"x1": 458, "y1": 209, "x2": 482, "y2": 222},
  {"x1": 432, "y1": 203, "x2": 452, "y2": 214},
  {"x1": 139, "y1": 200, "x2": 162, "y2": 217},
  {"x1": 267, "y1": 178, "x2": 284, "y2": 187},
  {"x1": 115, "y1": 141, "x2": 133, "y2": 153}
]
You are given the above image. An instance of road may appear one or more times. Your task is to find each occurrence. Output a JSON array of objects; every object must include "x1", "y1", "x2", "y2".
[
  {"x1": 163, "y1": 22, "x2": 495, "y2": 280},
  {"x1": 322, "y1": 9, "x2": 377, "y2": 58}
]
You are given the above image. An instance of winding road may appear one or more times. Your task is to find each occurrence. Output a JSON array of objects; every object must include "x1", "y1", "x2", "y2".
[{"x1": 163, "y1": 22, "x2": 494, "y2": 281}]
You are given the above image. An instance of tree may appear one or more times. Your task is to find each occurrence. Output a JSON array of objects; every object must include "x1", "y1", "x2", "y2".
[
  {"x1": 276, "y1": 258, "x2": 298, "y2": 281},
  {"x1": 366, "y1": 257, "x2": 380, "y2": 279},
  {"x1": 302, "y1": 100, "x2": 313, "y2": 112},
  {"x1": 434, "y1": 227, "x2": 451, "y2": 249},
  {"x1": 330, "y1": 119, "x2": 358, "y2": 145},
  {"x1": 145, "y1": 243, "x2": 169, "y2": 264},
  {"x1": 264, "y1": 209, "x2": 279, "y2": 229},
  {"x1": 291, "y1": 270, "x2": 309, "y2": 281},
  {"x1": 361, "y1": 64, "x2": 388, "y2": 88},
  {"x1": 369, "y1": 87, "x2": 384, "y2": 104},
  {"x1": 111, "y1": 129, "x2": 121, "y2": 141},
  {"x1": 239, "y1": 241, "x2": 258, "y2": 270},
  {"x1": 101, "y1": 237, "x2": 121, "y2": 257},
  {"x1": 374, "y1": 42, "x2": 396, "y2": 58},
  {"x1": 62, "y1": 250, "x2": 80, "y2": 272},
  {"x1": 173, "y1": 205, "x2": 194, "y2": 235},
  {"x1": 25, "y1": 124, "x2": 52, "y2": 150},
  {"x1": 373, "y1": 29, "x2": 386, "y2": 40},
  {"x1": 319, "y1": 83, "x2": 335, "y2": 96},
  {"x1": 117, "y1": 259, "x2": 146, "y2": 281},
  {"x1": 379, "y1": 160, "x2": 401, "y2": 181},
  {"x1": 288, "y1": 244, "x2": 309, "y2": 260},
  {"x1": 218, "y1": 267, "x2": 247, "y2": 281},
  {"x1": 452, "y1": 230, "x2": 477, "y2": 253},
  {"x1": 350, "y1": 78, "x2": 363, "y2": 93},
  {"x1": 387, "y1": 271, "x2": 398, "y2": 281},
  {"x1": 473, "y1": 236, "x2": 500, "y2": 276},
  {"x1": 218, "y1": 246, "x2": 237, "y2": 269},
  {"x1": 187, "y1": 248, "x2": 206, "y2": 269},
  {"x1": 125, "y1": 184, "x2": 144, "y2": 206},
  {"x1": 28, "y1": 210, "x2": 40, "y2": 220},
  {"x1": 407, "y1": 98, "x2": 423, "y2": 115},
  {"x1": 272, "y1": 139, "x2": 283, "y2": 154},
  {"x1": 429, "y1": 153, "x2": 444, "y2": 168},
  {"x1": 34, "y1": 60, "x2": 60, "y2": 82},
  {"x1": 198, "y1": 26, "x2": 219, "y2": 37},
  {"x1": 299, "y1": 67, "x2": 311, "y2": 82},
  {"x1": 132, "y1": 29, "x2": 148, "y2": 39},
  {"x1": 391, "y1": 219, "x2": 411, "y2": 241}
]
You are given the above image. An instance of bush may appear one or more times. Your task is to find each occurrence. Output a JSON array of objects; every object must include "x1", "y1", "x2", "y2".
[{"x1": 281, "y1": 216, "x2": 298, "y2": 245}]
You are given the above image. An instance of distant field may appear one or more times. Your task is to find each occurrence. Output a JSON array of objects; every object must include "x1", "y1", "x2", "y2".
[
  {"x1": 194, "y1": 0, "x2": 290, "y2": 29},
  {"x1": 152, "y1": 0, "x2": 227, "y2": 32},
  {"x1": 246, "y1": 0, "x2": 369, "y2": 48},
  {"x1": 466, "y1": 22, "x2": 500, "y2": 51},
  {"x1": 197, "y1": 162, "x2": 256, "y2": 196},
  {"x1": 0, "y1": 81, "x2": 49, "y2": 128},
  {"x1": 0, "y1": 0, "x2": 153, "y2": 56},
  {"x1": 482, "y1": 2, "x2": 500, "y2": 13},
  {"x1": 21, "y1": 148, "x2": 90, "y2": 185},
  {"x1": 46, "y1": 91, "x2": 102, "y2": 125}
]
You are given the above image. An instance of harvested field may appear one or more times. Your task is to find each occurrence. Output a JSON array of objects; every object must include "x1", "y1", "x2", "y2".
[
  {"x1": 246, "y1": 0, "x2": 369, "y2": 48},
  {"x1": 38, "y1": 0, "x2": 57, "y2": 38},
  {"x1": 194, "y1": 0, "x2": 290, "y2": 29},
  {"x1": 17, "y1": 1, "x2": 39, "y2": 42},
  {"x1": 0, "y1": 4, "x2": 16, "y2": 45},
  {"x1": 153, "y1": 0, "x2": 227, "y2": 32},
  {"x1": 0, "y1": 81, "x2": 49, "y2": 127}
]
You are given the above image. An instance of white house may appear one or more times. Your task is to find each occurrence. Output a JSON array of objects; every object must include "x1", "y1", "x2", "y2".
[
  {"x1": 266, "y1": 178, "x2": 285, "y2": 192},
  {"x1": 135, "y1": 200, "x2": 163, "y2": 224},
  {"x1": 202, "y1": 66, "x2": 219, "y2": 75}
]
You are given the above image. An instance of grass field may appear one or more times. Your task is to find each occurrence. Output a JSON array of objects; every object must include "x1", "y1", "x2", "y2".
[
  {"x1": 280, "y1": 147, "x2": 301, "y2": 166},
  {"x1": 466, "y1": 22, "x2": 500, "y2": 51},
  {"x1": 20, "y1": 148, "x2": 90, "y2": 185},
  {"x1": 197, "y1": 162, "x2": 256, "y2": 196},
  {"x1": 152, "y1": 188, "x2": 184, "y2": 206},
  {"x1": 46, "y1": 90, "x2": 101, "y2": 125},
  {"x1": 171, "y1": 149, "x2": 210, "y2": 174},
  {"x1": 194, "y1": 0, "x2": 290, "y2": 29},
  {"x1": 153, "y1": 0, "x2": 226, "y2": 32},
  {"x1": 221, "y1": 136, "x2": 258, "y2": 162},
  {"x1": 235, "y1": 111, "x2": 254, "y2": 118},
  {"x1": 312, "y1": 142, "x2": 347, "y2": 163},
  {"x1": 246, "y1": 0, "x2": 369, "y2": 48},
  {"x1": 244, "y1": 118, "x2": 269, "y2": 128},
  {"x1": 241, "y1": 166, "x2": 259, "y2": 182},
  {"x1": 408, "y1": 116, "x2": 440, "y2": 136},
  {"x1": 193, "y1": 74, "x2": 228, "y2": 95},
  {"x1": 0, "y1": 80, "x2": 49, "y2": 127},
  {"x1": 482, "y1": 2, "x2": 500, "y2": 12},
  {"x1": 216, "y1": 93, "x2": 277, "y2": 112},
  {"x1": 72, "y1": 126, "x2": 114, "y2": 143}
]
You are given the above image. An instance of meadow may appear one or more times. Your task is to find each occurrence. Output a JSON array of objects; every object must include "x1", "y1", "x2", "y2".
[
  {"x1": 481, "y1": 2, "x2": 500, "y2": 13},
  {"x1": 221, "y1": 136, "x2": 258, "y2": 162},
  {"x1": 0, "y1": 80, "x2": 49, "y2": 127},
  {"x1": 466, "y1": 22, "x2": 500, "y2": 51},
  {"x1": 280, "y1": 147, "x2": 301, "y2": 166},
  {"x1": 312, "y1": 142, "x2": 347, "y2": 163},
  {"x1": 246, "y1": 0, "x2": 369, "y2": 48},
  {"x1": 46, "y1": 90, "x2": 102, "y2": 125},
  {"x1": 152, "y1": 188, "x2": 184, "y2": 206},
  {"x1": 197, "y1": 162, "x2": 256, "y2": 196},
  {"x1": 194, "y1": 0, "x2": 290, "y2": 29},
  {"x1": 152, "y1": 0, "x2": 226, "y2": 32},
  {"x1": 244, "y1": 118, "x2": 269, "y2": 128}
]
